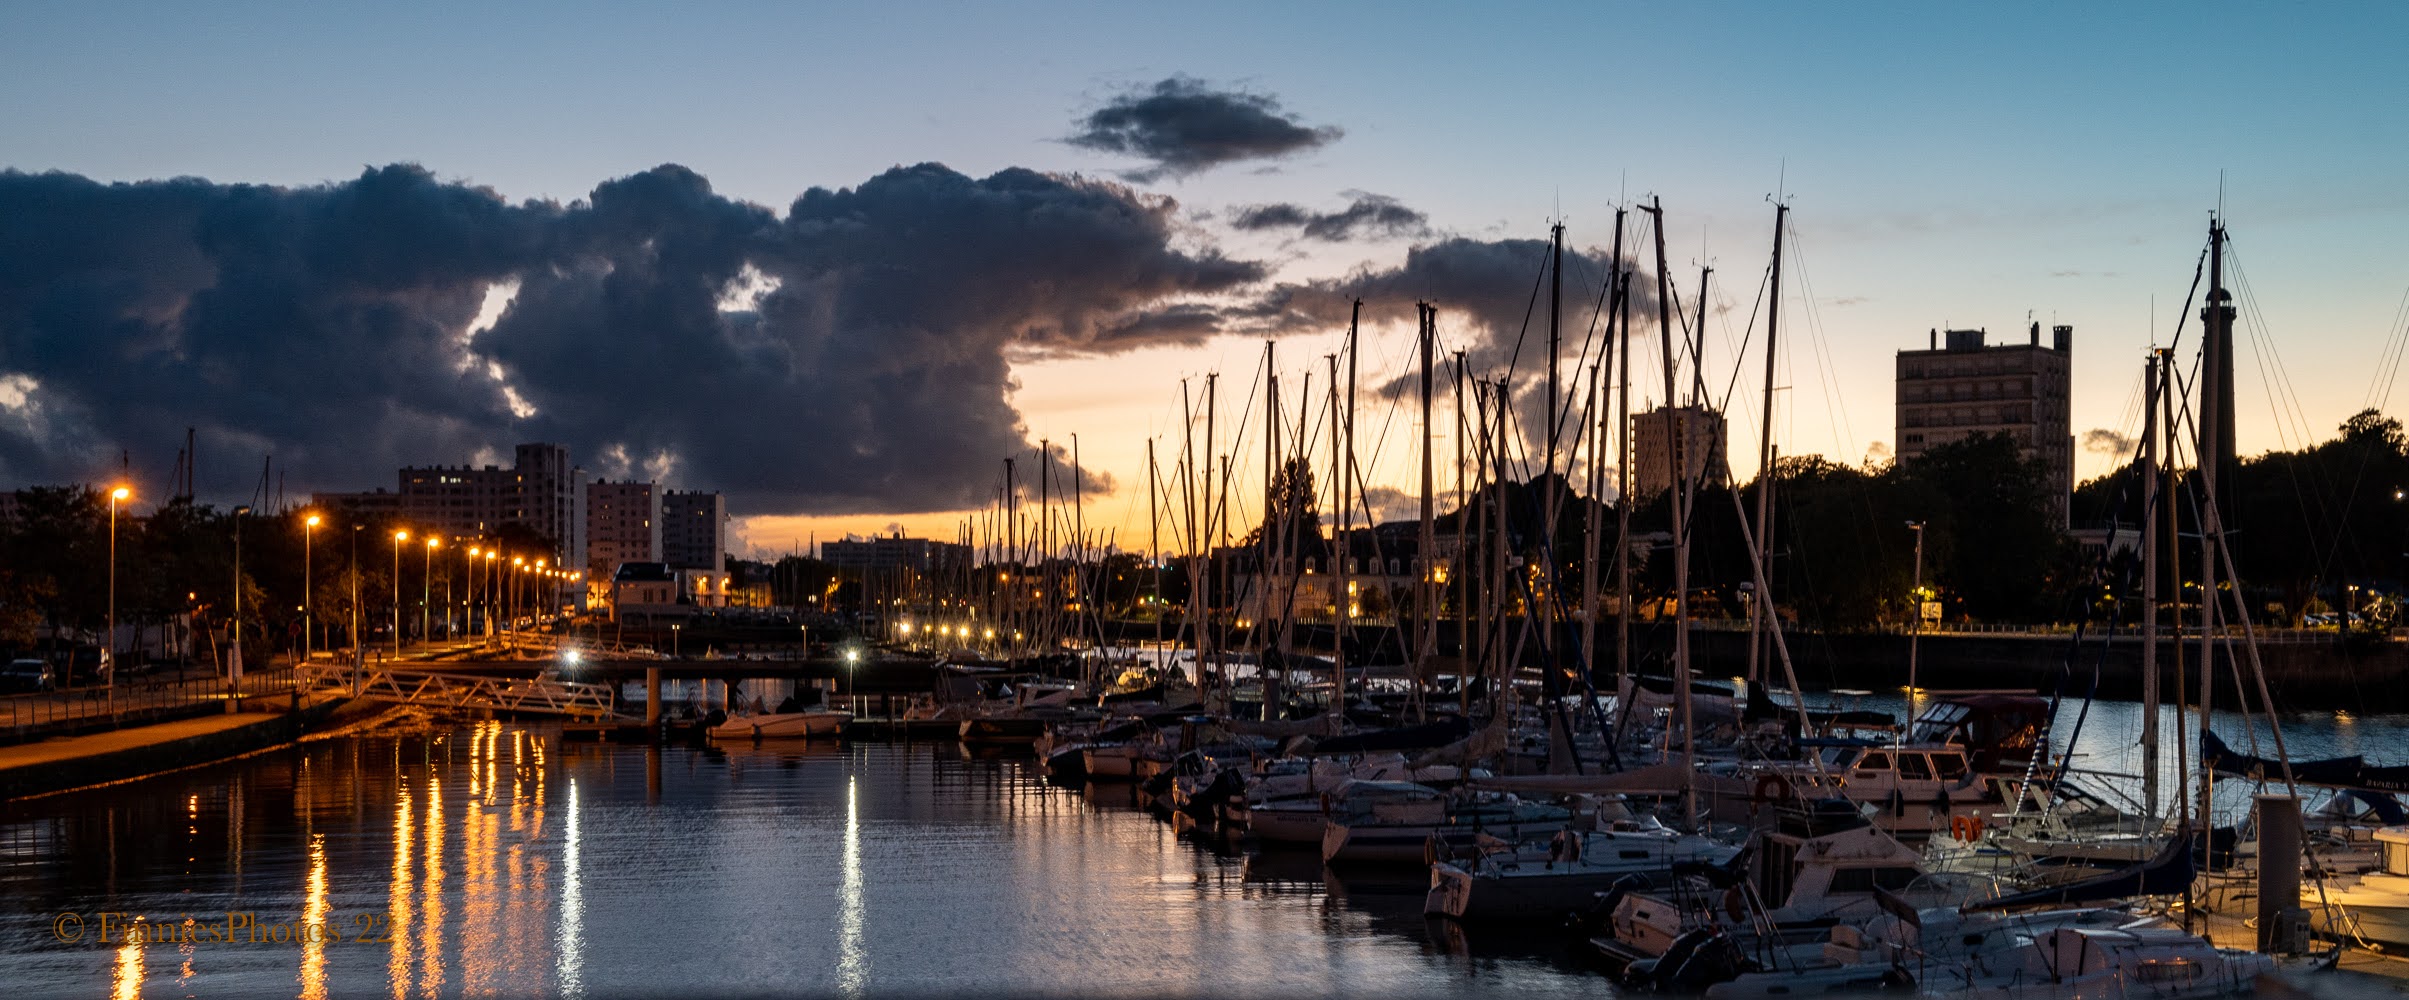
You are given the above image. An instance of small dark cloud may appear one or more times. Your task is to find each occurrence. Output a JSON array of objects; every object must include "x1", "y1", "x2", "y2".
[
  {"x1": 2082, "y1": 428, "x2": 2135, "y2": 457},
  {"x1": 1230, "y1": 192, "x2": 1429, "y2": 242},
  {"x1": 1068, "y1": 76, "x2": 1342, "y2": 182}
]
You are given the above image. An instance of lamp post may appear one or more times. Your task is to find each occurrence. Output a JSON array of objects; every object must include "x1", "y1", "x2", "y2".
[
  {"x1": 467, "y1": 547, "x2": 480, "y2": 640},
  {"x1": 392, "y1": 530, "x2": 408, "y2": 658},
  {"x1": 535, "y1": 558, "x2": 548, "y2": 624},
  {"x1": 1905, "y1": 520, "x2": 1926, "y2": 720},
  {"x1": 350, "y1": 525, "x2": 363, "y2": 694},
  {"x1": 232, "y1": 505, "x2": 251, "y2": 689},
  {"x1": 512, "y1": 556, "x2": 525, "y2": 636},
  {"x1": 485, "y1": 550, "x2": 498, "y2": 639},
  {"x1": 303, "y1": 513, "x2": 321, "y2": 662},
  {"x1": 422, "y1": 536, "x2": 438, "y2": 645},
  {"x1": 107, "y1": 486, "x2": 129, "y2": 710}
]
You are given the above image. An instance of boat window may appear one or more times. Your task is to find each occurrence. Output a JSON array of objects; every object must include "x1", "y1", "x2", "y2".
[
  {"x1": 1820, "y1": 747, "x2": 1857, "y2": 768},
  {"x1": 1620, "y1": 850, "x2": 1652, "y2": 860},
  {"x1": 1934, "y1": 753, "x2": 1969, "y2": 780},
  {"x1": 1857, "y1": 752, "x2": 1891, "y2": 773},
  {"x1": 1897, "y1": 754, "x2": 1932, "y2": 780},
  {"x1": 1829, "y1": 867, "x2": 1921, "y2": 893},
  {"x1": 2135, "y1": 961, "x2": 2198, "y2": 984}
]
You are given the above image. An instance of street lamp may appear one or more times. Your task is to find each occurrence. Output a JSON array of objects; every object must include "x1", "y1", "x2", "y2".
[
  {"x1": 485, "y1": 550, "x2": 498, "y2": 638},
  {"x1": 1905, "y1": 520, "x2": 1926, "y2": 723},
  {"x1": 303, "y1": 513, "x2": 321, "y2": 662},
  {"x1": 512, "y1": 556, "x2": 525, "y2": 635},
  {"x1": 392, "y1": 530, "x2": 409, "y2": 658},
  {"x1": 466, "y1": 547, "x2": 480, "y2": 639},
  {"x1": 423, "y1": 536, "x2": 439, "y2": 645},
  {"x1": 232, "y1": 505, "x2": 251, "y2": 688},
  {"x1": 107, "y1": 486, "x2": 130, "y2": 708},
  {"x1": 350, "y1": 525, "x2": 363, "y2": 694}
]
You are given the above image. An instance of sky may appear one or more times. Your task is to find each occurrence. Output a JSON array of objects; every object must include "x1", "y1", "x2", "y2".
[{"x1": 4, "y1": 2, "x2": 2408, "y2": 558}]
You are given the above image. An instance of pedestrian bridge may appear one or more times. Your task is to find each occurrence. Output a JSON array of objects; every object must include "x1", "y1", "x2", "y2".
[{"x1": 297, "y1": 664, "x2": 621, "y2": 719}]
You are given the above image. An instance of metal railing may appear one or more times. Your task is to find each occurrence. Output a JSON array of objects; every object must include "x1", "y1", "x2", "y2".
[
  {"x1": 295, "y1": 663, "x2": 618, "y2": 719},
  {"x1": 4, "y1": 667, "x2": 300, "y2": 742},
  {"x1": 1686, "y1": 618, "x2": 2365, "y2": 644}
]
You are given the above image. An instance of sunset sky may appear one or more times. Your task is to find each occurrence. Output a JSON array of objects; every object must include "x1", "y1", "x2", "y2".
[{"x1": 6, "y1": 3, "x2": 2408, "y2": 557}]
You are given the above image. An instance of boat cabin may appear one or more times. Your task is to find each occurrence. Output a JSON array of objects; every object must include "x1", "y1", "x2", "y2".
[{"x1": 1907, "y1": 693, "x2": 2050, "y2": 772}]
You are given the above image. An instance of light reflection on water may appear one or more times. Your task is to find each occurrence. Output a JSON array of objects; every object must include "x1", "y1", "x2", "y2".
[
  {"x1": 0, "y1": 726, "x2": 1600, "y2": 998},
  {"x1": 8, "y1": 699, "x2": 2407, "y2": 999}
]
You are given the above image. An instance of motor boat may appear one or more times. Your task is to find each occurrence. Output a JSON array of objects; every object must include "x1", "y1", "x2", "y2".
[
  {"x1": 1597, "y1": 801, "x2": 1993, "y2": 968},
  {"x1": 708, "y1": 709, "x2": 851, "y2": 740},
  {"x1": 1321, "y1": 782, "x2": 1571, "y2": 865},
  {"x1": 1941, "y1": 924, "x2": 2272, "y2": 999},
  {"x1": 1425, "y1": 814, "x2": 1741, "y2": 921}
]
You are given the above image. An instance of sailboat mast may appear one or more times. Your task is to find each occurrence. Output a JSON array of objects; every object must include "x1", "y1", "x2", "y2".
[
  {"x1": 1644, "y1": 198, "x2": 1695, "y2": 824},
  {"x1": 1202, "y1": 372, "x2": 1218, "y2": 699},
  {"x1": 1328, "y1": 349, "x2": 1345, "y2": 721},
  {"x1": 2139, "y1": 350, "x2": 2161, "y2": 829},
  {"x1": 1418, "y1": 302, "x2": 1438, "y2": 721},
  {"x1": 1544, "y1": 228, "x2": 1566, "y2": 703},
  {"x1": 1612, "y1": 211, "x2": 1634, "y2": 701},
  {"x1": 1748, "y1": 204, "x2": 1786, "y2": 688},
  {"x1": 1455, "y1": 351, "x2": 1471, "y2": 717},
  {"x1": 1264, "y1": 342, "x2": 1281, "y2": 719},
  {"x1": 1492, "y1": 378, "x2": 1512, "y2": 717}
]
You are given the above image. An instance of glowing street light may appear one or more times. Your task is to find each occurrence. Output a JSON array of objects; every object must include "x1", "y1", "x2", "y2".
[
  {"x1": 107, "y1": 486, "x2": 130, "y2": 709},
  {"x1": 303, "y1": 513, "x2": 321, "y2": 661},
  {"x1": 392, "y1": 530, "x2": 409, "y2": 658},
  {"x1": 422, "y1": 536, "x2": 439, "y2": 645}
]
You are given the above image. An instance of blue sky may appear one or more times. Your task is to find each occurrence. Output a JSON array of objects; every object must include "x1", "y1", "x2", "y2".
[{"x1": 7, "y1": 2, "x2": 2408, "y2": 548}]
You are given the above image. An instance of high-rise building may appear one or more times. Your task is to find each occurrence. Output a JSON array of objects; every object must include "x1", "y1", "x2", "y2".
[
  {"x1": 1894, "y1": 323, "x2": 2074, "y2": 527},
  {"x1": 1632, "y1": 404, "x2": 1730, "y2": 500},
  {"x1": 386, "y1": 442, "x2": 586, "y2": 567},
  {"x1": 821, "y1": 535, "x2": 972, "y2": 578},
  {"x1": 586, "y1": 479, "x2": 661, "y2": 579},
  {"x1": 660, "y1": 489, "x2": 725, "y2": 573}
]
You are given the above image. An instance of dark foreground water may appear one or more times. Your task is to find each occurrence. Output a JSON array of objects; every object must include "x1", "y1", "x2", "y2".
[
  {"x1": 0, "y1": 722, "x2": 1600, "y2": 999},
  {"x1": 2, "y1": 700, "x2": 2407, "y2": 999}
]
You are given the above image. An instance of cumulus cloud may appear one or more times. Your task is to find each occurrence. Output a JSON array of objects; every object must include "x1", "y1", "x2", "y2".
[
  {"x1": 0, "y1": 162, "x2": 1251, "y2": 514},
  {"x1": 1230, "y1": 192, "x2": 1429, "y2": 242},
  {"x1": 2081, "y1": 428, "x2": 2135, "y2": 457},
  {"x1": 1068, "y1": 76, "x2": 1343, "y2": 182}
]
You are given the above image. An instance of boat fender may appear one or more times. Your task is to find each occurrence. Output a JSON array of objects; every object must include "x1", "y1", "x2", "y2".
[
  {"x1": 1751, "y1": 774, "x2": 1793, "y2": 806},
  {"x1": 1887, "y1": 789, "x2": 1906, "y2": 817},
  {"x1": 1932, "y1": 788, "x2": 1953, "y2": 815},
  {"x1": 1723, "y1": 885, "x2": 1747, "y2": 922},
  {"x1": 1320, "y1": 791, "x2": 1336, "y2": 815}
]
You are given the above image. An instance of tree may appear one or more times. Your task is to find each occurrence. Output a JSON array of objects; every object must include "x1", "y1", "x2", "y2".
[{"x1": 1244, "y1": 457, "x2": 1323, "y2": 550}]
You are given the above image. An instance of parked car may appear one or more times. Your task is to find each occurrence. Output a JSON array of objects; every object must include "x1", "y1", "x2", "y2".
[{"x1": 2, "y1": 658, "x2": 56, "y2": 693}]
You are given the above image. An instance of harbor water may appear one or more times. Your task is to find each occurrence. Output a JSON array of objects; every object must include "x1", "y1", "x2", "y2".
[{"x1": 0, "y1": 698, "x2": 2403, "y2": 998}]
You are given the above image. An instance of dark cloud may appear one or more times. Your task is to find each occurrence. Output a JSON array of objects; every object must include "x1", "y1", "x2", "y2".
[
  {"x1": 0, "y1": 162, "x2": 1258, "y2": 515},
  {"x1": 1251, "y1": 237, "x2": 1647, "y2": 381},
  {"x1": 1068, "y1": 76, "x2": 1343, "y2": 182},
  {"x1": 1242, "y1": 235, "x2": 1657, "y2": 468},
  {"x1": 1230, "y1": 192, "x2": 1429, "y2": 242},
  {"x1": 2081, "y1": 428, "x2": 2135, "y2": 457}
]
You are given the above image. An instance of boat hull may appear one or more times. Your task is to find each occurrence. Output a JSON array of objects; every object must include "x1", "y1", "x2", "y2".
[
  {"x1": 708, "y1": 711, "x2": 850, "y2": 740},
  {"x1": 959, "y1": 717, "x2": 1047, "y2": 745}
]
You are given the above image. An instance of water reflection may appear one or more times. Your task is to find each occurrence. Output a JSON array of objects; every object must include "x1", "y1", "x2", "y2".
[
  {"x1": 111, "y1": 917, "x2": 142, "y2": 1000},
  {"x1": 838, "y1": 772, "x2": 866, "y2": 997},
  {"x1": 14, "y1": 704, "x2": 2409, "y2": 998},
  {"x1": 557, "y1": 777, "x2": 582, "y2": 998},
  {"x1": 300, "y1": 833, "x2": 327, "y2": 1000}
]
